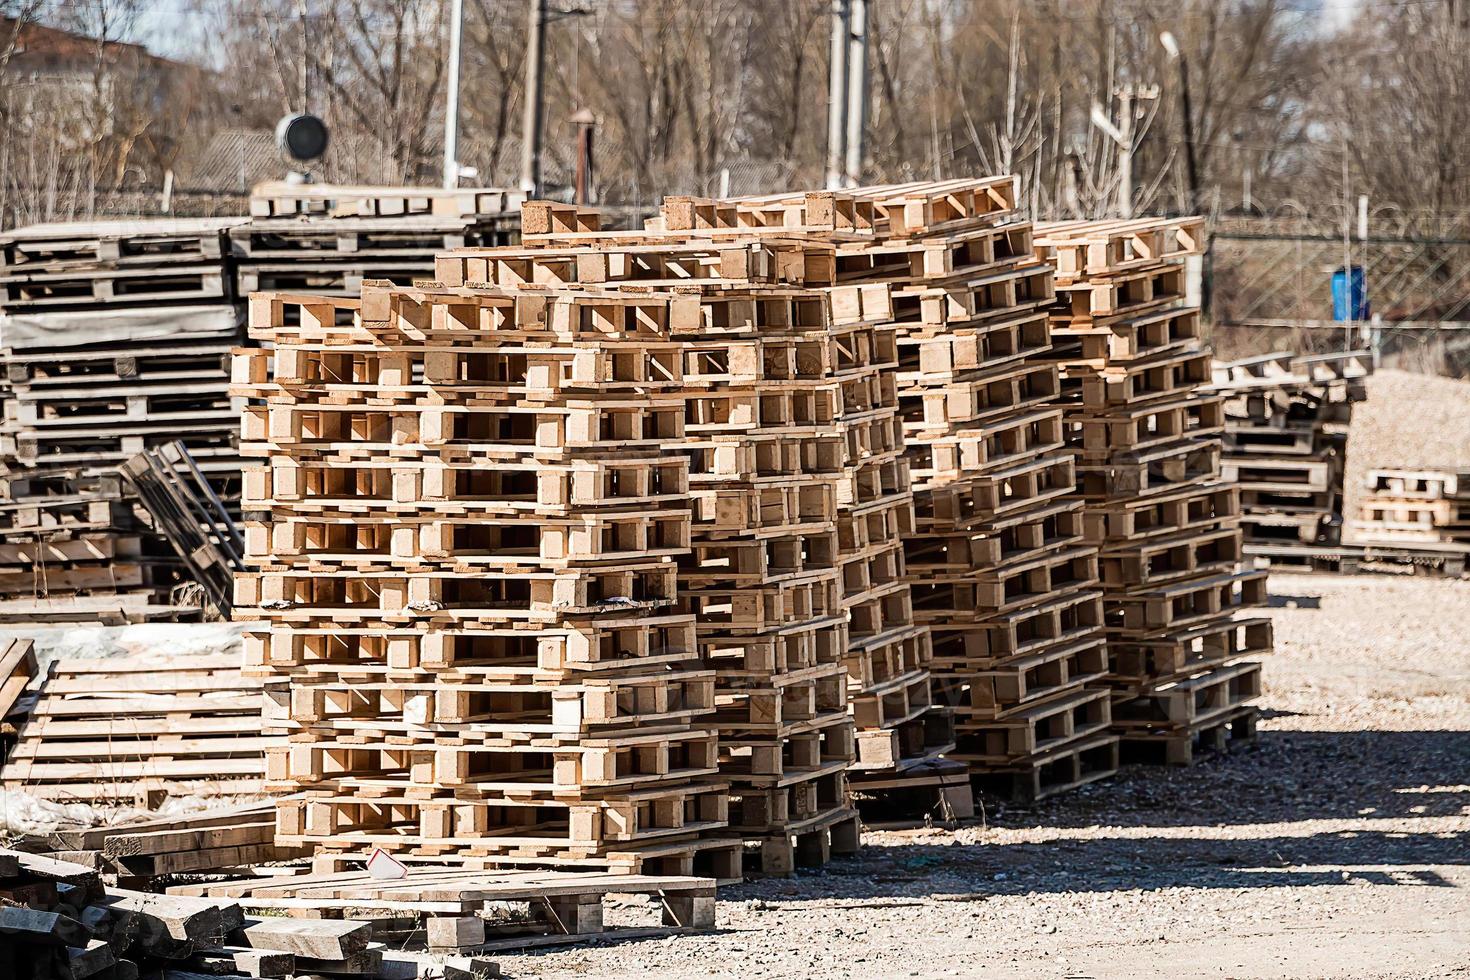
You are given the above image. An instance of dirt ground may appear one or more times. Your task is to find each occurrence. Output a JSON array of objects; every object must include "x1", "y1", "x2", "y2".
[{"x1": 489, "y1": 572, "x2": 1470, "y2": 980}]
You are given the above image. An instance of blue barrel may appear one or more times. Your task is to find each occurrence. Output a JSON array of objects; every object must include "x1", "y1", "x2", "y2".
[{"x1": 1332, "y1": 266, "x2": 1368, "y2": 321}]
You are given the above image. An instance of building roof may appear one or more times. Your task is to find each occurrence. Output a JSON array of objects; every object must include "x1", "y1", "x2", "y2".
[{"x1": 177, "y1": 128, "x2": 286, "y2": 194}]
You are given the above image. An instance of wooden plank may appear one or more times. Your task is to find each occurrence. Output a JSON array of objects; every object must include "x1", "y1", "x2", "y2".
[
  {"x1": 0, "y1": 638, "x2": 37, "y2": 719},
  {"x1": 102, "y1": 819, "x2": 275, "y2": 858},
  {"x1": 10, "y1": 735, "x2": 280, "y2": 761},
  {"x1": 0, "y1": 906, "x2": 90, "y2": 945},
  {"x1": 234, "y1": 917, "x2": 373, "y2": 959},
  {"x1": 98, "y1": 888, "x2": 242, "y2": 942}
]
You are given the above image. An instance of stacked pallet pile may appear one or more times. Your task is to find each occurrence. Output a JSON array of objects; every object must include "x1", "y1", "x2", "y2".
[
  {"x1": 1211, "y1": 349, "x2": 1370, "y2": 554},
  {"x1": 234, "y1": 281, "x2": 740, "y2": 883},
  {"x1": 561, "y1": 180, "x2": 1131, "y2": 805},
  {"x1": 443, "y1": 218, "x2": 864, "y2": 873},
  {"x1": 1, "y1": 653, "x2": 270, "y2": 808},
  {"x1": 2, "y1": 847, "x2": 478, "y2": 980},
  {"x1": 661, "y1": 182, "x2": 1115, "y2": 802},
  {"x1": 1353, "y1": 467, "x2": 1470, "y2": 547},
  {"x1": 0, "y1": 219, "x2": 244, "y2": 471},
  {"x1": 650, "y1": 191, "x2": 971, "y2": 820},
  {"x1": 0, "y1": 218, "x2": 246, "y2": 624},
  {"x1": 1035, "y1": 218, "x2": 1271, "y2": 765},
  {"x1": 232, "y1": 183, "x2": 523, "y2": 297},
  {"x1": 819, "y1": 185, "x2": 1118, "y2": 801}
]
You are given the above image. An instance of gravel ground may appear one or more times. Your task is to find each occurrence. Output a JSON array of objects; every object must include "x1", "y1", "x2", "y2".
[
  {"x1": 1341, "y1": 368, "x2": 1470, "y2": 536},
  {"x1": 487, "y1": 572, "x2": 1470, "y2": 980}
]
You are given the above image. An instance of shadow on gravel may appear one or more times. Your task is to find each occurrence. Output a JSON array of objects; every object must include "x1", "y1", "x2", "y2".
[
  {"x1": 989, "y1": 728, "x2": 1470, "y2": 829},
  {"x1": 1268, "y1": 593, "x2": 1323, "y2": 609},
  {"x1": 485, "y1": 733, "x2": 1469, "y2": 973},
  {"x1": 730, "y1": 828, "x2": 1466, "y2": 905},
  {"x1": 722, "y1": 728, "x2": 1468, "y2": 906}
]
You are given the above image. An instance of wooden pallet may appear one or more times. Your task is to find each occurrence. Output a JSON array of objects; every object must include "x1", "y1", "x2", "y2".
[
  {"x1": 906, "y1": 407, "x2": 1067, "y2": 487},
  {"x1": 951, "y1": 687, "x2": 1112, "y2": 764},
  {"x1": 1220, "y1": 455, "x2": 1333, "y2": 493},
  {"x1": 973, "y1": 731, "x2": 1120, "y2": 802},
  {"x1": 0, "y1": 217, "x2": 238, "y2": 273},
  {"x1": 1109, "y1": 617, "x2": 1273, "y2": 689},
  {"x1": 849, "y1": 757, "x2": 975, "y2": 825},
  {"x1": 175, "y1": 865, "x2": 714, "y2": 952},
  {"x1": 1035, "y1": 216, "x2": 1204, "y2": 279},
  {"x1": 275, "y1": 784, "x2": 731, "y2": 860},
  {"x1": 891, "y1": 262, "x2": 1056, "y2": 329},
  {"x1": 3, "y1": 339, "x2": 235, "y2": 388},
  {"x1": 1106, "y1": 569, "x2": 1268, "y2": 635},
  {"x1": 929, "y1": 589, "x2": 1105, "y2": 665},
  {"x1": 435, "y1": 240, "x2": 837, "y2": 291},
  {"x1": 1052, "y1": 264, "x2": 1186, "y2": 321},
  {"x1": 1098, "y1": 524, "x2": 1243, "y2": 588},
  {"x1": 241, "y1": 616, "x2": 698, "y2": 677},
  {"x1": 1112, "y1": 661, "x2": 1264, "y2": 730},
  {"x1": 905, "y1": 498, "x2": 1086, "y2": 576},
  {"x1": 268, "y1": 726, "x2": 721, "y2": 796},
  {"x1": 0, "y1": 264, "x2": 228, "y2": 310},
  {"x1": 229, "y1": 216, "x2": 499, "y2": 260},
  {"x1": 914, "y1": 452, "x2": 1076, "y2": 526},
  {"x1": 910, "y1": 545, "x2": 1099, "y2": 618},
  {"x1": 1075, "y1": 439, "x2": 1221, "y2": 500},
  {"x1": 656, "y1": 177, "x2": 1020, "y2": 240},
  {"x1": 1083, "y1": 481, "x2": 1240, "y2": 545},
  {"x1": 1362, "y1": 467, "x2": 1469, "y2": 500},
  {"x1": 734, "y1": 808, "x2": 861, "y2": 877},
  {"x1": 1, "y1": 654, "x2": 268, "y2": 805},
  {"x1": 948, "y1": 635, "x2": 1110, "y2": 717},
  {"x1": 248, "y1": 181, "x2": 524, "y2": 220},
  {"x1": 1075, "y1": 395, "x2": 1225, "y2": 460},
  {"x1": 1119, "y1": 703, "x2": 1259, "y2": 766}
]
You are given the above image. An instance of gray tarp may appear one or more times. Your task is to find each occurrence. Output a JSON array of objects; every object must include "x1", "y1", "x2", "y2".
[{"x1": 0, "y1": 304, "x2": 243, "y2": 352}]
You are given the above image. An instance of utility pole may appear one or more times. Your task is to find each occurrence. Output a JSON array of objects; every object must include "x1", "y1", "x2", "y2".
[
  {"x1": 843, "y1": 0, "x2": 868, "y2": 188},
  {"x1": 825, "y1": 0, "x2": 850, "y2": 190},
  {"x1": 520, "y1": 0, "x2": 548, "y2": 197},
  {"x1": 298, "y1": 0, "x2": 310, "y2": 113},
  {"x1": 442, "y1": 0, "x2": 465, "y2": 188}
]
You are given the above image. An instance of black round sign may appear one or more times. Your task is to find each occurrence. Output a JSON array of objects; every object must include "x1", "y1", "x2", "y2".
[{"x1": 276, "y1": 114, "x2": 330, "y2": 163}]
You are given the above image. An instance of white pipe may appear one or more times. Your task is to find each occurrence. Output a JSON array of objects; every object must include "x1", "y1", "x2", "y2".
[
  {"x1": 443, "y1": 0, "x2": 464, "y2": 188},
  {"x1": 843, "y1": 0, "x2": 868, "y2": 188},
  {"x1": 825, "y1": 0, "x2": 850, "y2": 190}
]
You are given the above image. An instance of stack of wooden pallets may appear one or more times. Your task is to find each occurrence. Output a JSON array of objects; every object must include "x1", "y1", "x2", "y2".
[
  {"x1": 234, "y1": 283, "x2": 737, "y2": 881},
  {"x1": 0, "y1": 219, "x2": 246, "y2": 623},
  {"x1": 436, "y1": 222, "x2": 863, "y2": 874},
  {"x1": 231, "y1": 183, "x2": 523, "y2": 297},
  {"x1": 819, "y1": 186, "x2": 1120, "y2": 802},
  {"x1": 1353, "y1": 467, "x2": 1470, "y2": 546},
  {"x1": 1211, "y1": 349, "x2": 1370, "y2": 557},
  {"x1": 1035, "y1": 218, "x2": 1270, "y2": 765},
  {"x1": 652, "y1": 190, "x2": 971, "y2": 821},
  {"x1": 3, "y1": 846, "x2": 493, "y2": 978}
]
